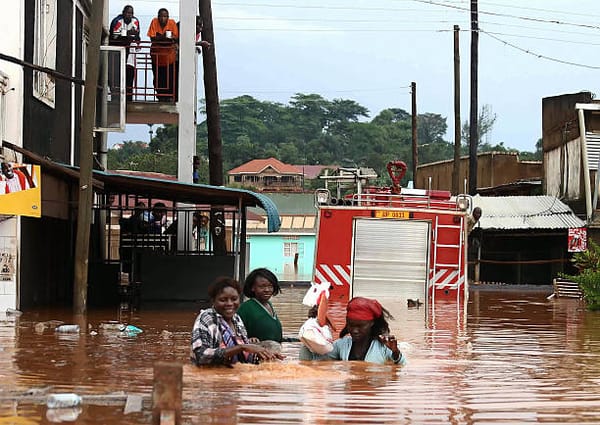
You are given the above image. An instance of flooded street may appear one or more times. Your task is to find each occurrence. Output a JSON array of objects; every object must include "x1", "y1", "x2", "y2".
[{"x1": 1, "y1": 285, "x2": 600, "y2": 424}]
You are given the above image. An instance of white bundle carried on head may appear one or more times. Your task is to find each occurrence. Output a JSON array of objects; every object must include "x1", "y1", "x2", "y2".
[{"x1": 302, "y1": 281, "x2": 330, "y2": 307}]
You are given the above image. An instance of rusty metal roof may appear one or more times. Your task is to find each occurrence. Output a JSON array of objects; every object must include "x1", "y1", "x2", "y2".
[{"x1": 472, "y1": 195, "x2": 585, "y2": 230}]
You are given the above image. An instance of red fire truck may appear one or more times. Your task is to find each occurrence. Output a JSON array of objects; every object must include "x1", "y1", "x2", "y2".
[{"x1": 312, "y1": 161, "x2": 470, "y2": 318}]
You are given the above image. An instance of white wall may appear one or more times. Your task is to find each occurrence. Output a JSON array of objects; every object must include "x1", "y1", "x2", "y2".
[
  {"x1": 0, "y1": 0, "x2": 25, "y2": 311},
  {"x1": 2, "y1": 0, "x2": 24, "y2": 150}
]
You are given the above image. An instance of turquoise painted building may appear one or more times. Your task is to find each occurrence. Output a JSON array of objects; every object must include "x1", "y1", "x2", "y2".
[{"x1": 247, "y1": 193, "x2": 317, "y2": 283}]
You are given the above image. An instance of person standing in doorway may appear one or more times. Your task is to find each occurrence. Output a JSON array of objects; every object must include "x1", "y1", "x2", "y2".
[{"x1": 147, "y1": 8, "x2": 179, "y2": 102}]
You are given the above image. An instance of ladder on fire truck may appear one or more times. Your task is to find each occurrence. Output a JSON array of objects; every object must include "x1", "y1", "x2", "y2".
[{"x1": 431, "y1": 215, "x2": 465, "y2": 304}]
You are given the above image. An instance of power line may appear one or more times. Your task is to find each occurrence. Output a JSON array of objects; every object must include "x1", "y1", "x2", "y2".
[
  {"x1": 216, "y1": 16, "x2": 463, "y2": 24},
  {"x1": 410, "y1": 0, "x2": 600, "y2": 31},
  {"x1": 480, "y1": 30, "x2": 600, "y2": 47},
  {"x1": 219, "y1": 86, "x2": 412, "y2": 95},
  {"x1": 216, "y1": 28, "x2": 449, "y2": 32},
  {"x1": 214, "y1": 2, "x2": 465, "y2": 13},
  {"x1": 478, "y1": 19, "x2": 600, "y2": 39},
  {"x1": 482, "y1": 30, "x2": 600, "y2": 70},
  {"x1": 479, "y1": 1, "x2": 600, "y2": 20}
]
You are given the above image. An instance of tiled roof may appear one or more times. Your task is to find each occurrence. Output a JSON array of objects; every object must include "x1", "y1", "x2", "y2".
[
  {"x1": 292, "y1": 165, "x2": 338, "y2": 179},
  {"x1": 228, "y1": 158, "x2": 303, "y2": 175},
  {"x1": 247, "y1": 215, "x2": 316, "y2": 233}
]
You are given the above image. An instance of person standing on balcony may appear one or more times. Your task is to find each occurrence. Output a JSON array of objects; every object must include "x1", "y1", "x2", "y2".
[
  {"x1": 109, "y1": 5, "x2": 140, "y2": 101},
  {"x1": 147, "y1": 8, "x2": 179, "y2": 102}
]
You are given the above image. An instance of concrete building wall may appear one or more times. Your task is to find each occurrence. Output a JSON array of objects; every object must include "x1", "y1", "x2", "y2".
[{"x1": 415, "y1": 153, "x2": 542, "y2": 193}]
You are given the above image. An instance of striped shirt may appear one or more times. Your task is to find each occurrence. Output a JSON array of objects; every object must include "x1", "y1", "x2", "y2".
[{"x1": 190, "y1": 308, "x2": 250, "y2": 366}]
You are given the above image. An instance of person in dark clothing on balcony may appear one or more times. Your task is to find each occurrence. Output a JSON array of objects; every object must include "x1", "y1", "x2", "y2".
[{"x1": 109, "y1": 5, "x2": 140, "y2": 101}]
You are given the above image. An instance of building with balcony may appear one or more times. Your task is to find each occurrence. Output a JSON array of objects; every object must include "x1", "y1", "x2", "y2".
[{"x1": 228, "y1": 158, "x2": 305, "y2": 192}]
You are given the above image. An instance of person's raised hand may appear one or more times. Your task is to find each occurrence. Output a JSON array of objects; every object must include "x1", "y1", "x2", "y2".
[{"x1": 378, "y1": 334, "x2": 398, "y2": 352}]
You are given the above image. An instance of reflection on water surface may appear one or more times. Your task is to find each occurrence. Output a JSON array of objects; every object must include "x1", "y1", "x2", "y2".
[{"x1": 1, "y1": 286, "x2": 600, "y2": 424}]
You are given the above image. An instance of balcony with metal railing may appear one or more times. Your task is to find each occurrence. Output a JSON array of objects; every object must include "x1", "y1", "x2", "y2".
[{"x1": 106, "y1": 41, "x2": 183, "y2": 125}]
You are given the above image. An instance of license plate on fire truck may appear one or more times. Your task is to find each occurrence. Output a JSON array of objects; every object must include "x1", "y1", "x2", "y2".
[{"x1": 373, "y1": 210, "x2": 410, "y2": 219}]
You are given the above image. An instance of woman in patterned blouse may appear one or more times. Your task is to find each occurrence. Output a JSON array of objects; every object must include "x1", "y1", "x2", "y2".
[{"x1": 191, "y1": 277, "x2": 284, "y2": 366}]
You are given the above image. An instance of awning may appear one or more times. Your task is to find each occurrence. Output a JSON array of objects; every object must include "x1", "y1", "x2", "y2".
[
  {"x1": 4, "y1": 141, "x2": 281, "y2": 232},
  {"x1": 94, "y1": 169, "x2": 281, "y2": 232}
]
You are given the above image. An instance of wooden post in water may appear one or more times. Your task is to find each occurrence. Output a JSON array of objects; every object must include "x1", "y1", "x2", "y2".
[
  {"x1": 152, "y1": 362, "x2": 183, "y2": 425},
  {"x1": 199, "y1": 0, "x2": 227, "y2": 255},
  {"x1": 73, "y1": 0, "x2": 105, "y2": 315}
]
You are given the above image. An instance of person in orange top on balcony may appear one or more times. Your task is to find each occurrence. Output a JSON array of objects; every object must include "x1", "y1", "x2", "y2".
[{"x1": 147, "y1": 8, "x2": 179, "y2": 102}]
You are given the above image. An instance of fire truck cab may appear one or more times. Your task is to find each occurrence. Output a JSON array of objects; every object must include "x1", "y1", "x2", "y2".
[{"x1": 312, "y1": 161, "x2": 471, "y2": 319}]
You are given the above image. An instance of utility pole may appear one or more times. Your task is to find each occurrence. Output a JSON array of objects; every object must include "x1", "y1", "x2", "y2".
[
  {"x1": 452, "y1": 25, "x2": 461, "y2": 195},
  {"x1": 469, "y1": 0, "x2": 479, "y2": 195},
  {"x1": 199, "y1": 0, "x2": 223, "y2": 186},
  {"x1": 73, "y1": 0, "x2": 105, "y2": 315},
  {"x1": 199, "y1": 0, "x2": 226, "y2": 255},
  {"x1": 411, "y1": 81, "x2": 418, "y2": 183}
]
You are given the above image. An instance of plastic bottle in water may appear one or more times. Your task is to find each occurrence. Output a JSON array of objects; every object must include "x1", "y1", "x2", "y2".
[
  {"x1": 47, "y1": 393, "x2": 82, "y2": 408},
  {"x1": 121, "y1": 324, "x2": 143, "y2": 336},
  {"x1": 55, "y1": 325, "x2": 80, "y2": 334}
]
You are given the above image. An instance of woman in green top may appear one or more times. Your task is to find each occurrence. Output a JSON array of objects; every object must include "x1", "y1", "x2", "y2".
[{"x1": 238, "y1": 268, "x2": 283, "y2": 342}]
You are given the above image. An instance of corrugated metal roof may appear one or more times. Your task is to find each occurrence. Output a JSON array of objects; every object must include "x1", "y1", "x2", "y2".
[
  {"x1": 472, "y1": 195, "x2": 585, "y2": 230},
  {"x1": 249, "y1": 193, "x2": 317, "y2": 215}
]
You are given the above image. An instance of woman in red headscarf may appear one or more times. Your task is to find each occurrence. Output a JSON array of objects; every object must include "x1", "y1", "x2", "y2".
[{"x1": 326, "y1": 297, "x2": 406, "y2": 364}]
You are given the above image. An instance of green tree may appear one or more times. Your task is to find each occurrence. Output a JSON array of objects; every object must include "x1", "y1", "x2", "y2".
[
  {"x1": 461, "y1": 104, "x2": 497, "y2": 147},
  {"x1": 107, "y1": 140, "x2": 150, "y2": 170},
  {"x1": 562, "y1": 239, "x2": 600, "y2": 310},
  {"x1": 418, "y1": 113, "x2": 447, "y2": 145},
  {"x1": 519, "y1": 138, "x2": 542, "y2": 161}
]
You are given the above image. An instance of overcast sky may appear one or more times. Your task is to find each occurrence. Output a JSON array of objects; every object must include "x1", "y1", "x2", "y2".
[{"x1": 109, "y1": 0, "x2": 600, "y2": 153}]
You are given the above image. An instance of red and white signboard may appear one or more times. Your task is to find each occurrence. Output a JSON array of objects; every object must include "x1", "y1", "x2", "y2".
[{"x1": 568, "y1": 228, "x2": 587, "y2": 252}]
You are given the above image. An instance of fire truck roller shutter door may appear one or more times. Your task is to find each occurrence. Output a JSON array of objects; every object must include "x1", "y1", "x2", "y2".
[{"x1": 351, "y1": 218, "x2": 431, "y2": 323}]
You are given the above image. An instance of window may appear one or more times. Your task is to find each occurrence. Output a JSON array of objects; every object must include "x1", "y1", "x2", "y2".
[
  {"x1": 33, "y1": 0, "x2": 57, "y2": 107},
  {"x1": 283, "y1": 242, "x2": 304, "y2": 258}
]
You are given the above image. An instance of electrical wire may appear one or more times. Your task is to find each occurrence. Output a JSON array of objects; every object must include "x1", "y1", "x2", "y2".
[
  {"x1": 469, "y1": 30, "x2": 600, "y2": 46},
  {"x1": 482, "y1": 30, "x2": 600, "y2": 70},
  {"x1": 410, "y1": 0, "x2": 600, "y2": 30},
  {"x1": 478, "y1": 1, "x2": 600, "y2": 20}
]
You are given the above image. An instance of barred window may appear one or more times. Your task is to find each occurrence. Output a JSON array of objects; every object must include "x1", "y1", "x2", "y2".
[{"x1": 33, "y1": 0, "x2": 57, "y2": 107}]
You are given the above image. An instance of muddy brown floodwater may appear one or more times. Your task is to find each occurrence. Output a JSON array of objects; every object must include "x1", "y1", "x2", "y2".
[{"x1": 1, "y1": 285, "x2": 600, "y2": 424}]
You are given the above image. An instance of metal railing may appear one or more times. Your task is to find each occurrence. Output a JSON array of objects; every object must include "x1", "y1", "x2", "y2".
[{"x1": 109, "y1": 41, "x2": 179, "y2": 103}]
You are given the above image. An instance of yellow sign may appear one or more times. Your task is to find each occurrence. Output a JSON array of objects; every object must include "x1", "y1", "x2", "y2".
[
  {"x1": 374, "y1": 210, "x2": 410, "y2": 219},
  {"x1": 0, "y1": 163, "x2": 41, "y2": 218}
]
